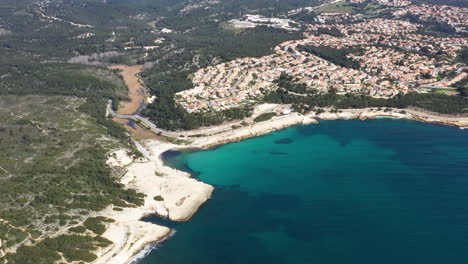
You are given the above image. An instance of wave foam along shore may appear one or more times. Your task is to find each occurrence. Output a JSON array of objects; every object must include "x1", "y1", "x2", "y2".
[{"x1": 129, "y1": 230, "x2": 176, "y2": 264}]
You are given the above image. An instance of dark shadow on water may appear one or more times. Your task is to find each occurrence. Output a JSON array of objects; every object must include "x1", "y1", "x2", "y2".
[
  {"x1": 133, "y1": 99, "x2": 147, "y2": 115},
  {"x1": 127, "y1": 100, "x2": 146, "y2": 130},
  {"x1": 274, "y1": 138, "x2": 294, "y2": 144},
  {"x1": 139, "y1": 119, "x2": 468, "y2": 264},
  {"x1": 126, "y1": 118, "x2": 136, "y2": 129},
  {"x1": 297, "y1": 119, "x2": 468, "y2": 167},
  {"x1": 270, "y1": 151, "x2": 288, "y2": 155},
  {"x1": 138, "y1": 186, "x2": 301, "y2": 264},
  {"x1": 161, "y1": 150, "x2": 200, "y2": 177},
  {"x1": 141, "y1": 214, "x2": 180, "y2": 229},
  {"x1": 160, "y1": 150, "x2": 183, "y2": 161}
]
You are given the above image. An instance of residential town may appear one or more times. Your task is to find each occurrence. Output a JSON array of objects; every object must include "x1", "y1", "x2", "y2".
[
  {"x1": 393, "y1": 4, "x2": 468, "y2": 33},
  {"x1": 350, "y1": 0, "x2": 411, "y2": 7},
  {"x1": 176, "y1": 2, "x2": 467, "y2": 113}
]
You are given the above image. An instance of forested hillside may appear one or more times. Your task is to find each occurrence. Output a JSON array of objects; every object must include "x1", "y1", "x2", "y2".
[
  {"x1": 0, "y1": 0, "x2": 319, "y2": 260},
  {"x1": 0, "y1": 96, "x2": 143, "y2": 263},
  {"x1": 0, "y1": 0, "x2": 466, "y2": 261}
]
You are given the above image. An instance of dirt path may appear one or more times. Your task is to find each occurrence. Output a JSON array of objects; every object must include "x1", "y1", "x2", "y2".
[{"x1": 110, "y1": 65, "x2": 145, "y2": 115}]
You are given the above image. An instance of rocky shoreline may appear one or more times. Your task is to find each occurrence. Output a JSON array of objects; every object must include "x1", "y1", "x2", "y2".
[
  {"x1": 91, "y1": 143, "x2": 214, "y2": 264},
  {"x1": 92, "y1": 106, "x2": 468, "y2": 264},
  {"x1": 187, "y1": 107, "x2": 468, "y2": 149}
]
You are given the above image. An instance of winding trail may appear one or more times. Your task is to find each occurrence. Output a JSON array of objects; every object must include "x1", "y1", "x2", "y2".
[{"x1": 0, "y1": 166, "x2": 9, "y2": 174}]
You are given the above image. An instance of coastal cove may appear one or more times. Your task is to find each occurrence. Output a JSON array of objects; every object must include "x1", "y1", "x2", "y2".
[
  {"x1": 139, "y1": 119, "x2": 468, "y2": 264},
  {"x1": 2, "y1": 0, "x2": 468, "y2": 262},
  {"x1": 99, "y1": 62, "x2": 468, "y2": 264},
  {"x1": 97, "y1": 70, "x2": 468, "y2": 264}
]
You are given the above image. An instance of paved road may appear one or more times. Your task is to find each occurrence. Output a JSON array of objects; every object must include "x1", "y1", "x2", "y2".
[
  {"x1": 107, "y1": 100, "x2": 241, "y2": 138},
  {"x1": 107, "y1": 100, "x2": 181, "y2": 137}
]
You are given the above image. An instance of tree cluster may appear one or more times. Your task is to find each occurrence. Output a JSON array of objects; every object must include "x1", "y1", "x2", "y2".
[
  {"x1": 265, "y1": 76, "x2": 468, "y2": 115},
  {"x1": 298, "y1": 45, "x2": 362, "y2": 69}
]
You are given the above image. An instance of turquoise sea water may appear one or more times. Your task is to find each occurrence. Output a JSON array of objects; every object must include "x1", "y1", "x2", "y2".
[{"x1": 139, "y1": 119, "x2": 468, "y2": 264}]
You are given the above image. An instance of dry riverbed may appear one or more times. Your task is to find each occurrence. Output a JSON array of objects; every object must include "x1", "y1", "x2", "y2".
[{"x1": 110, "y1": 65, "x2": 145, "y2": 115}]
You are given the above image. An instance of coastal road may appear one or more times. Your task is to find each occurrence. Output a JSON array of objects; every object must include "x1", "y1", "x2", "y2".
[
  {"x1": 107, "y1": 100, "x2": 181, "y2": 137},
  {"x1": 107, "y1": 100, "x2": 468, "y2": 141},
  {"x1": 106, "y1": 100, "x2": 273, "y2": 138}
]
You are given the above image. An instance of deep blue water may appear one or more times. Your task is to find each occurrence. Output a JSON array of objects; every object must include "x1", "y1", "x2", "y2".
[{"x1": 139, "y1": 119, "x2": 468, "y2": 264}]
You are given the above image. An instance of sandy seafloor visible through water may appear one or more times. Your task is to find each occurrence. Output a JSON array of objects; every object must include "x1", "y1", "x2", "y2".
[{"x1": 138, "y1": 119, "x2": 468, "y2": 264}]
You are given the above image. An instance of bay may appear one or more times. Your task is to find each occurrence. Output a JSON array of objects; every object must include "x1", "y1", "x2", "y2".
[{"x1": 139, "y1": 119, "x2": 468, "y2": 264}]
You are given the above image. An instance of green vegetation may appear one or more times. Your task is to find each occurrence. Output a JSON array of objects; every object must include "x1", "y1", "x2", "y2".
[
  {"x1": 274, "y1": 73, "x2": 317, "y2": 95},
  {"x1": 289, "y1": 10, "x2": 319, "y2": 24},
  {"x1": 141, "y1": 26, "x2": 301, "y2": 130},
  {"x1": 402, "y1": 13, "x2": 461, "y2": 36},
  {"x1": 1, "y1": 0, "x2": 309, "y2": 134},
  {"x1": 144, "y1": 99, "x2": 253, "y2": 131},
  {"x1": 69, "y1": 226, "x2": 87, "y2": 234},
  {"x1": 316, "y1": 27, "x2": 345, "y2": 38},
  {"x1": 153, "y1": 195, "x2": 164, "y2": 201},
  {"x1": 431, "y1": 88, "x2": 459, "y2": 95},
  {"x1": 254, "y1": 112, "x2": 278, "y2": 123},
  {"x1": 0, "y1": 96, "x2": 144, "y2": 258},
  {"x1": 265, "y1": 75, "x2": 468, "y2": 115},
  {"x1": 299, "y1": 45, "x2": 362, "y2": 69},
  {"x1": 317, "y1": 2, "x2": 355, "y2": 14},
  {"x1": 0, "y1": 223, "x2": 29, "y2": 250},
  {"x1": 0, "y1": 63, "x2": 127, "y2": 99},
  {"x1": 454, "y1": 76, "x2": 468, "y2": 97},
  {"x1": 414, "y1": 0, "x2": 468, "y2": 8},
  {"x1": 458, "y1": 47, "x2": 468, "y2": 64},
  {"x1": 83, "y1": 217, "x2": 115, "y2": 236},
  {"x1": 317, "y1": 1, "x2": 390, "y2": 18},
  {"x1": 4, "y1": 234, "x2": 112, "y2": 264},
  {"x1": 155, "y1": 171, "x2": 165, "y2": 177},
  {"x1": 1, "y1": 0, "x2": 465, "y2": 261},
  {"x1": 79, "y1": 97, "x2": 129, "y2": 141},
  {"x1": 0, "y1": 2, "x2": 151, "y2": 254}
]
